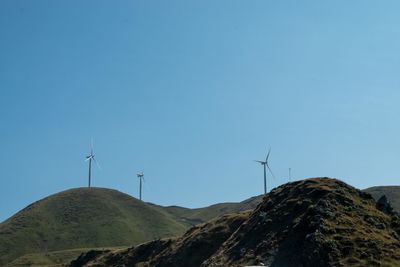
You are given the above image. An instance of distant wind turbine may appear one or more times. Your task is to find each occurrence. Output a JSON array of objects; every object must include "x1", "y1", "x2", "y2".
[
  {"x1": 255, "y1": 148, "x2": 275, "y2": 194},
  {"x1": 137, "y1": 171, "x2": 145, "y2": 201},
  {"x1": 85, "y1": 140, "x2": 100, "y2": 188}
]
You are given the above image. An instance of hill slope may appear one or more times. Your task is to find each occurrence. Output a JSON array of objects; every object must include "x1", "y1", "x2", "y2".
[
  {"x1": 152, "y1": 195, "x2": 263, "y2": 225},
  {"x1": 7, "y1": 247, "x2": 121, "y2": 267},
  {"x1": 73, "y1": 178, "x2": 400, "y2": 267},
  {"x1": 364, "y1": 186, "x2": 400, "y2": 212},
  {"x1": 0, "y1": 187, "x2": 188, "y2": 265}
]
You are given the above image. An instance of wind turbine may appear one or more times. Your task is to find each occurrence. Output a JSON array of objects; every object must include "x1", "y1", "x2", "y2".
[
  {"x1": 137, "y1": 171, "x2": 144, "y2": 201},
  {"x1": 255, "y1": 148, "x2": 275, "y2": 194},
  {"x1": 85, "y1": 140, "x2": 100, "y2": 188}
]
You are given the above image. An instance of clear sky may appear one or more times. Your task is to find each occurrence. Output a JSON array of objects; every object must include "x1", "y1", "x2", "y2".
[{"x1": 1, "y1": 0, "x2": 400, "y2": 222}]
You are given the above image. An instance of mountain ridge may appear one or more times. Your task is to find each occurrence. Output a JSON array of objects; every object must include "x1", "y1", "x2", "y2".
[
  {"x1": 70, "y1": 178, "x2": 400, "y2": 267},
  {"x1": 2, "y1": 183, "x2": 400, "y2": 266},
  {"x1": 0, "y1": 187, "x2": 261, "y2": 266}
]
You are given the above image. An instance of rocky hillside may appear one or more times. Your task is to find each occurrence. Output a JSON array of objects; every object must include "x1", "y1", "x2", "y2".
[{"x1": 71, "y1": 178, "x2": 400, "y2": 267}]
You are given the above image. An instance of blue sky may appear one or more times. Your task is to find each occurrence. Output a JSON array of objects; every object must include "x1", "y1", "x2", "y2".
[{"x1": 1, "y1": 0, "x2": 400, "y2": 222}]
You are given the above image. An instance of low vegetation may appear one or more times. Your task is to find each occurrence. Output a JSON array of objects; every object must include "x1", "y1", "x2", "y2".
[{"x1": 7, "y1": 247, "x2": 127, "y2": 267}]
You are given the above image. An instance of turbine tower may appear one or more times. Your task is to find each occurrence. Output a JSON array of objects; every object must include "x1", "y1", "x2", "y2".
[
  {"x1": 137, "y1": 171, "x2": 144, "y2": 201},
  {"x1": 85, "y1": 140, "x2": 100, "y2": 188},
  {"x1": 255, "y1": 148, "x2": 275, "y2": 194}
]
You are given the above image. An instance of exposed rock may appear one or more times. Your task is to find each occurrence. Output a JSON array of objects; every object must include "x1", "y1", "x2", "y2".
[
  {"x1": 376, "y1": 195, "x2": 394, "y2": 215},
  {"x1": 69, "y1": 249, "x2": 110, "y2": 267}
]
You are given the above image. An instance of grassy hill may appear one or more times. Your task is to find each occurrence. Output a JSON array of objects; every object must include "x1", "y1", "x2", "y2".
[
  {"x1": 364, "y1": 186, "x2": 400, "y2": 212},
  {"x1": 0, "y1": 187, "x2": 189, "y2": 266}
]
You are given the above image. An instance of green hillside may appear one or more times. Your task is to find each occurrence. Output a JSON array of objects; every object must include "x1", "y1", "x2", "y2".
[
  {"x1": 7, "y1": 247, "x2": 104, "y2": 267},
  {"x1": 0, "y1": 188, "x2": 188, "y2": 266},
  {"x1": 364, "y1": 186, "x2": 400, "y2": 212},
  {"x1": 7, "y1": 246, "x2": 126, "y2": 267},
  {"x1": 156, "y1": 195, "x2": 263, "y2": 225}
]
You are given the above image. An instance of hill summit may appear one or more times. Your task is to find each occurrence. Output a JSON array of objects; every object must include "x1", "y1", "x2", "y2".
[
  {"x1": 71, "y1": 178, "x2": 400, "y2": 267},
  {"x1": 0, "y1": 187, "x2": 188, "y2": 265}
]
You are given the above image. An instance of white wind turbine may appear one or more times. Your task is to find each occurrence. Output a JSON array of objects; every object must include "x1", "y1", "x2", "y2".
[
  {"x1": 255, "y1": 148, "x2": 275, "y2": 194},
  {"x1": 85, "y1": 139, "x2": 100, "y2": 188}
]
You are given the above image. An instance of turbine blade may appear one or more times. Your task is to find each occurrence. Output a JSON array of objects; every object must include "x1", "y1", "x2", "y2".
[
  {"x1": 90, "y1": 138, "x2": 94, "y2": 155},
  {"x1": 266, "y1": 163, "x2": 276, "y2": 179},
  {"x1": 266, "y1": 147, "x2": 271, "y2": 162},
  {"x1": 93, "y1": 158, "x2": 101, "y2": 170},
  {"x1": 254, "y1": 160, "x2": 264, "y2": 164}
]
